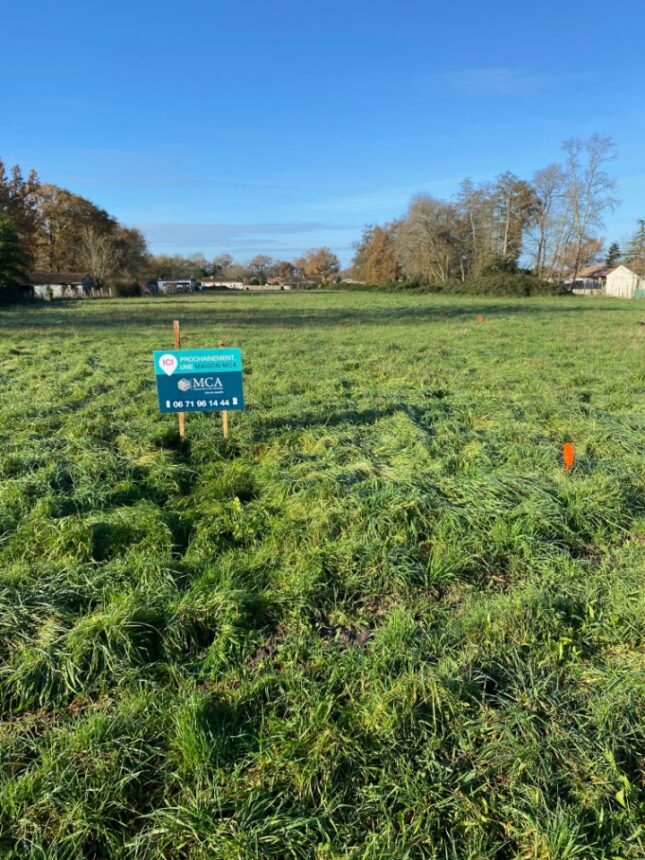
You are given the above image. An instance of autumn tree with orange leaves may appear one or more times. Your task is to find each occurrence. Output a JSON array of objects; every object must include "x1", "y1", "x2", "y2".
[
  {"x1": 353, "y1": 224, "x2": 400, "y2": 285},
  {"x1": 296, "y1": 247, "x2": 340, "y2": 283}
]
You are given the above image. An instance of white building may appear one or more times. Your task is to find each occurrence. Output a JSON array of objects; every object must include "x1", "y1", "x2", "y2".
[
  {"x1": 30, "y1": 273, "x2": 96, "y2": 299},
  {"x1": 567, "y1": 264, "x2": 612, "y2": 293},
  {"x1": 604, "y1": 265, "x2": 645, "y2": 299},
  {"x1": 200, "y1": 280, "x2": 245, "y2": 290},
  {"x1": 153, "y1": 279, "x2": 200, "y2": 294}
]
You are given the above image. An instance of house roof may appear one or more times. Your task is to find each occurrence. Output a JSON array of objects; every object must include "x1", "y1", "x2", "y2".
[
  {"x1": 28, "y1": 272, "x2": 92, "y2": 285},
  {"x1": 576, "y1": 264, "x2": 613, "y2": 279}
]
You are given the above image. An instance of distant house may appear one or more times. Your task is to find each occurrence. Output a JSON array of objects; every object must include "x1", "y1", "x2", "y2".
[
  {"x1": 604, "y1": 264, "x2": 645, "y2": 299},
  {"x1": 201, "y1": 280, "x2": 245, "y2": 290},
  {"x1": 265, "y1": 277, "x2": 316, "y2": 290},
  {"x1": 154, "y1": 278, "x2": 200, "y2": 294},
  {"x1": 567, "y1": 264, "x2": 612, "y2": 293},
  {"x1": 29, "y1": 273, "x2": 95, "y2": 299},
  {"x1": 564, "y1": 263, "x2": 645, "y2": 299}
]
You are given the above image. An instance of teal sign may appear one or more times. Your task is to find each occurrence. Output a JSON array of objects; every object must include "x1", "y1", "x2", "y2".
[{"x1": 153, "y1": 348, "x2": 244, "y2": 413}]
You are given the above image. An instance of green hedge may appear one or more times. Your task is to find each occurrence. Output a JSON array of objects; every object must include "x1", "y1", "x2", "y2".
[
  {"x1": 442, "y1": 272, "x2": 563, "y2": 296},
  {"x1": 351, "y1": 272, "x2": 564, "y2": 297}
]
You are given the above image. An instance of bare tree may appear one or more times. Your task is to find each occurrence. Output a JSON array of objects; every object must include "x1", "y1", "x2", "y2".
[
  {"x1": 493, "y1": 172, "x2": 539, "y2": 267},
  {"x1": 456, "y1": 179, "x2": 494, "y2": 277},
  {"x1": 187, "y1": 253, "x2": 208, "y2": 279},
  {"x1": 397, "y1": 195, "x2": 463, "y2": 283},
  {"x1": 211, "y1": 254, "x2": 234, "y2": 278},
  {"x1": 525, "y1": 164, "x2": 567, "y2": 277},
  {"x1": 78, "y1": 225, "x2": 120, "y2": 291},
  {"x1": 247, "y1": 254, "x2": 275, "y2": 283},
  {"x1": 455, "y1": 175, "x2": 536, "y2": 277},
  {"x1": 562, "y1": 135, "x2": 618, "y2": 285},
  {"x1": 561, "y1": 236, "x2": 604, "y2": 273},
  {"x1": 274, "y1": 260, "x2": 296, "y2": 281}
]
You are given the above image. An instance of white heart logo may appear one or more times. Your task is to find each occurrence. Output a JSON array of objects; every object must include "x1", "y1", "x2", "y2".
[{"x1": 159, "y1": 354, "x2": 178, "y2": 376}]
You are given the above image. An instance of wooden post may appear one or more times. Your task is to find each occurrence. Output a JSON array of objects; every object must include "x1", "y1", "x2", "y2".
[
  {"x1": 173, "y1": 320, "x2": 185, "y2": 438},
  {"x1": 219, "y1": 339, "x2": 229, "y2": 439}
]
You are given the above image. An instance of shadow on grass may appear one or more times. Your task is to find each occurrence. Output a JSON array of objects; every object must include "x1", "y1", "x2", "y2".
[
  {"x1": 0, "y1": 294, "x2": 631, "y2": 335},
  {"x1": 248, "y1": 402, "x2": 436, "y2": 439}
]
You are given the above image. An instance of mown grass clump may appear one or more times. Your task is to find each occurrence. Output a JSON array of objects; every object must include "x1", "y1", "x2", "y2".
[{"x1": 0, "y1": 292, "x2": 643, "y2": 858}]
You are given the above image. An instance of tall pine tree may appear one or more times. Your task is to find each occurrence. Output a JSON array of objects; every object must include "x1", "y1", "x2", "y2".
[{"x1": 605, "y1": 241, "x2": 621, "y2": 267}]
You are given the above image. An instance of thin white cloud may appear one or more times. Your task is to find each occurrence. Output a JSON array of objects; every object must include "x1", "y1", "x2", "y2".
[
  {"x1": 425, "y1": 68, "x2": 595, "y2": 97},
  {"x1": 141, "y1": 221, "x2": 346, "y2": 243},
  {"x1": 141, "y1": 221, "x2": 359, "y2": 262},
  {"x1": 141, "y1": 220, "x2": 354, "y2": 248},
  {"x1": 302, "y1": 178, "x2": 463, "y2": 215},
  {"x1": 60, "y1": 172, "x2": 293, "y2": 192},
  {"x1": 60, "y1": 147, "x2": 295, "y2": 191}
]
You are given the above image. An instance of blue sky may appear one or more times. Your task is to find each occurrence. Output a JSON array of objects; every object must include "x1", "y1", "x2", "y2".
[{"x1": 2, "y1": 0, "x2": 644, "y2": 265}]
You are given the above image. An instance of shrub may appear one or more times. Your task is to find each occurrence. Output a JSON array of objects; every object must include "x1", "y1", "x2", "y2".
[
  {"x1": 112, "y1": 281, "x2": 142, "y2": 297},
  {"x1": 442, "y1": 271, "x2": 563, "y2": 297},
  {"x1": 348, "y1": 272, "x2": 563, "y2": 296}
]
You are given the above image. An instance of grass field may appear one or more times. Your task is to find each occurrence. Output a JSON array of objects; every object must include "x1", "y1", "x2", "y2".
[{"x1": 0, "y1": 292, "x2": 643, "y2": 859}]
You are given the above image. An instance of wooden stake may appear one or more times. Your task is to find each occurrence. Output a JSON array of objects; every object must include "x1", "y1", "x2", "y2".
[
  {"x1": 219, "y1": 338, "x2": 229, "y2": 439},
  {"x1": 173, "y1": 320, "x2": 185, "y2": 438}
]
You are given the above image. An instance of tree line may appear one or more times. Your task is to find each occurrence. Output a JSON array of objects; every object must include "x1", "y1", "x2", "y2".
[
  {"x1": 0, "y1": 160, "x2": 342, "y2": 297},
  {"x1": 351, "y1": 135, "x2": 644, "y2": 286},
  {"x1": 0, "y1": 161, "x2": 149, "y2": 292},
  {"x1": 2, "y1": 134, "x2": 645, "y2": 301},
  {"x1": 161, "y1": 248, "x2": 341, "y2": 285}
]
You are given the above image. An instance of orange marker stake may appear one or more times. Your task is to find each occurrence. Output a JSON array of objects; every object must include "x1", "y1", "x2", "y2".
[
  {"x1": 476, "y1": 314, "x2": 485, "y2": 322},
  {"x1": 563, "y1": 442, "x2": 575, "y2": 473}
]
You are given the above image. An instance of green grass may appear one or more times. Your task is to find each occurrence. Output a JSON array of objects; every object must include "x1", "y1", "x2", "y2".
[{"x1": 0, "y1": 292, "x2": 643, "y2": 859}]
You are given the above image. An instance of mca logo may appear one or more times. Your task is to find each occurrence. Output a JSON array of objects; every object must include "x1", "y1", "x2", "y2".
[{"x1": 177, "y1": 378, "x2": 192, "y2": 392}]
